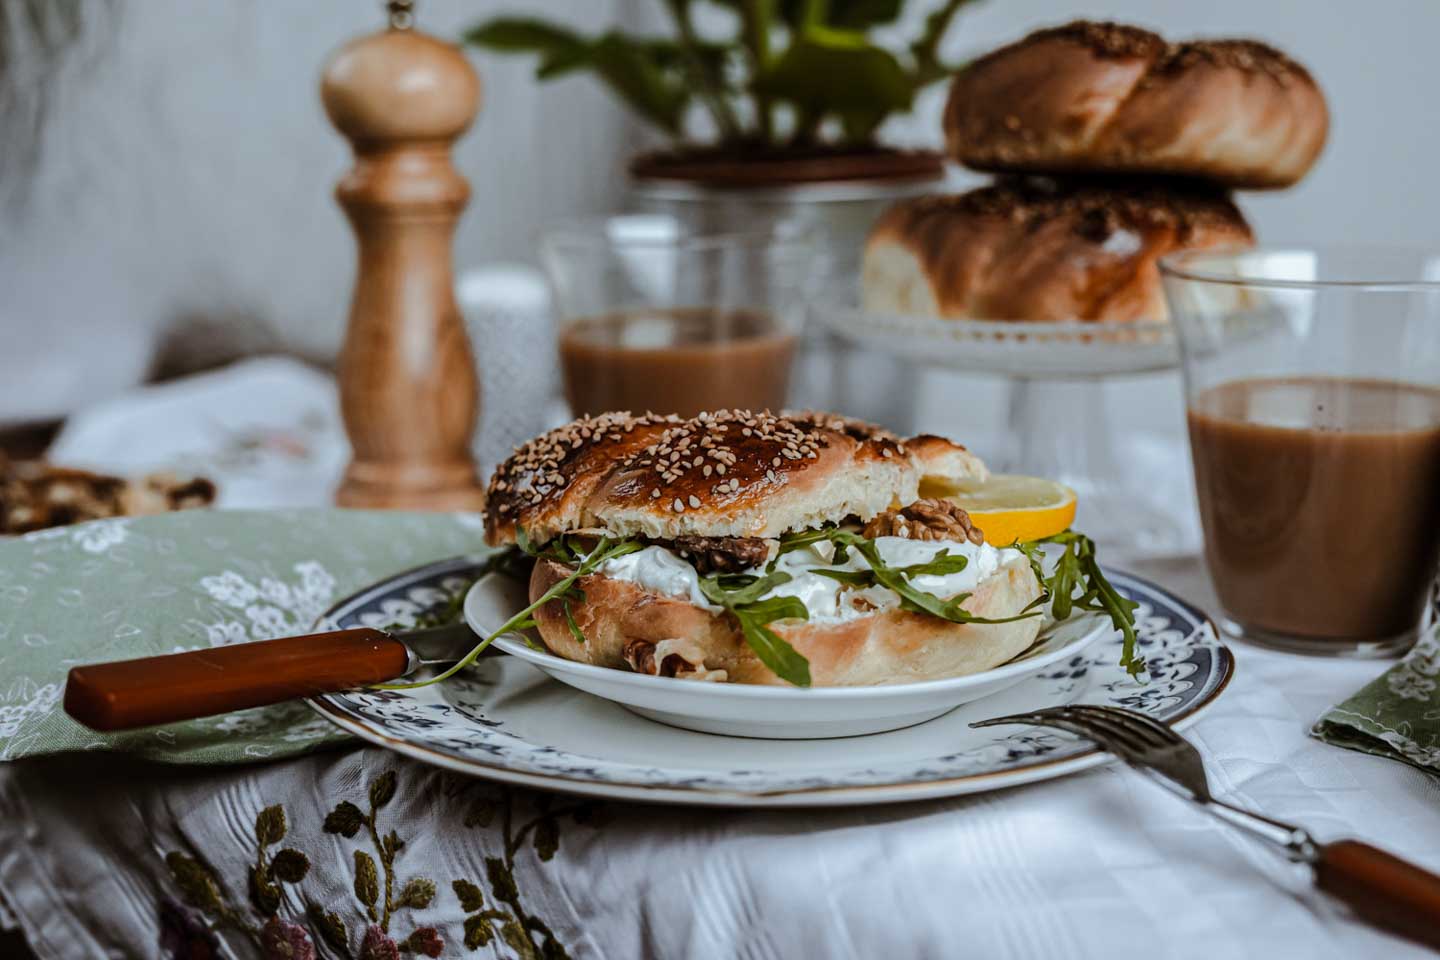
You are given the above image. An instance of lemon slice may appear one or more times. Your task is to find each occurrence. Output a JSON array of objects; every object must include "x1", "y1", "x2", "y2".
[{"x1": 921, "y1": 474, "x2": 1077, "y2": 546}]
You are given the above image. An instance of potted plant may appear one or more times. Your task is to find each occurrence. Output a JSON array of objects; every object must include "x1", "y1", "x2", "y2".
[
  {"x1": 464, "y1": 0, "x2": 973, "y2": 186},
  {"x1": 464, "y1": 0, "x2": 979, "y2": 425}
]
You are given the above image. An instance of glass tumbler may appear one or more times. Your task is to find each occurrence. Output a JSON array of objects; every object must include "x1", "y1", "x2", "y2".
[
  {"x1": 540, "y1": 215, "x2": 815, "y2": 420},
  {"x1": 1162, "y1": 247, "x2": 1440, "y2": 657}
]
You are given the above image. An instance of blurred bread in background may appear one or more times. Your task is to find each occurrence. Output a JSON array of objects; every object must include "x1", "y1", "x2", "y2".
[
  {"x1": 862, "y1": 178, "x2": 1253, "y2": 323},
  {"x1": 943, "y1": 21, "x2": 1329, "y2": 189}
]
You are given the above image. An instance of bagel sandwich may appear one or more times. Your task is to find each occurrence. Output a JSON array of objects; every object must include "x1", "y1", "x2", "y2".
[{"x1": 466, "y1": 410, "x2": 1139, "y2": 688}]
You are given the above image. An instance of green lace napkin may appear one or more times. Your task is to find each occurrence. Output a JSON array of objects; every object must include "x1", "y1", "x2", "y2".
[
  {"x1": 1312, "y1": 622, "x2": 1440, "y2": 772},
  {"x1": 0, "y1": 508, "x2": 491, "y2": 765}
]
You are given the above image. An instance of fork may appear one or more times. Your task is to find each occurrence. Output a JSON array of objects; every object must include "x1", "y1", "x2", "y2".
[{"x1": 973, "y1": 704, "x2": 1440, "y2": 950}]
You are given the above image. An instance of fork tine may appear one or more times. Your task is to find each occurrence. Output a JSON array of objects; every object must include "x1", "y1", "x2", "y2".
[
  {"x1": 1066, "y1": 705, "x2": 1171, "y2": 748},
  {"x1": 1050, "y1": 707, "x2": 1154, "y2": 754}
]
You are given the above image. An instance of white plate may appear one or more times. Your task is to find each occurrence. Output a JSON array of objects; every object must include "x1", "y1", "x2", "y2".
[
  {"x1": 308, "y1": 556, "x2": 1234, "y2": 808},
  {"x1": 466, "y1": 572, "x2": 1110, "y2": 738}
]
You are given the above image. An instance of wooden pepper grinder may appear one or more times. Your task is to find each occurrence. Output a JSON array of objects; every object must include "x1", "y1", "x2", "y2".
[{"x1": 321, "y1": 0, "x2": 486, "y2": 510}]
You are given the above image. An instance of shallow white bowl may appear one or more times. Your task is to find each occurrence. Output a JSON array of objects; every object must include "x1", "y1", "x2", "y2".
[{"x1": 464, "y1": 574, "x2": 1110, "y2": 739}]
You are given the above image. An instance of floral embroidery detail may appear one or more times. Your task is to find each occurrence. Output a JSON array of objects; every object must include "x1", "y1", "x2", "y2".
[
  {"x1": 360, "y1": 925, "x2": 402, "y2": 960},
  {"x1": 356, "y1": 576, "x2": 474, "y2": 631},
  {"x1": 321, "y1": 770, "x2": 440, "y2": 955},
  {"x1": 452, "y1": 787, "x2": 604, "y2": 957},
  {"x1": 199, "y1": 562, "x2": 336, "y2": 643},
  {"x1": 402, "y1": 927, "x2": 445, "y2": 957},
  {"x1": 1387, "y1": 666, "x2": 1436, "y2": 702},
  {"x1": 163, "y1": 804, "x2": 312, "y2": 955},
  {"x1": 159, "y1": 896, "x2": 222, "y2": 960},
  {"x1": 73, "y1": 517, "x2": 129, "y2": 554},
  {"x1": 260, "y1": 917, "x2": 316, "y2": 960},
  {"x1": 250, "y1": 805, "x2": 311, "y2": 915},
  {"x1": 0, "y1": 678, "x2": 61, "y2": 759}
]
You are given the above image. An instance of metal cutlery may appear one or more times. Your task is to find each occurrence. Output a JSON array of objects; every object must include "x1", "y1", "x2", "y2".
[
  {"x1": 63, "y1": 621, "x2": 493, "y2": 732},
  {"x1": 974, "y1": 704, "x2": 1440, "y2": 950}
]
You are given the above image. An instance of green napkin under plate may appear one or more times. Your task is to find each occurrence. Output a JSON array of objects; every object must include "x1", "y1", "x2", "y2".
[
  {"x1": 0, "y1": 508, "x2": 489, "y2": 764},
  {"x1": 1313, "y1": 620, "x2": 1440, "y2": 772}
]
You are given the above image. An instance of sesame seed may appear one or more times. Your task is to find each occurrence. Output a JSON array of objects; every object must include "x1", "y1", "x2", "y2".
[
  {"x1": 651, "y1": 489, "x2": 661, "y2": 499},
  {"x1": 703, "y1": 465, "x2": 712, "y2": 477},
  {"x1": 672, "y1": 498, "x2": 684, "y2": 512},
  {"x1": 688, "y1": 495, "x2": 700, "y2": 508}
]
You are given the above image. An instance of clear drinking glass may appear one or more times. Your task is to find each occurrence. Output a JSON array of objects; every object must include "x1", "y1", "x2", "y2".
[
  {"x1": 540, "y1": 215, "x2": 815, "y2": 419},
  {"x1": 1161, "y1": 247, "x2": 1440, "y2": 657}
]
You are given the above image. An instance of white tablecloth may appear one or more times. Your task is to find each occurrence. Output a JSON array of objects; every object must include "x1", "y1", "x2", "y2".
[{"x1": 2, "y1": 358, "x2": 1436, "y2": 959}]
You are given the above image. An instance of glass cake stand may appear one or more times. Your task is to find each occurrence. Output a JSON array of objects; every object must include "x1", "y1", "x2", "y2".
[{"x1": 822, "y1": 303, "x2": 1187, "y2": 559}]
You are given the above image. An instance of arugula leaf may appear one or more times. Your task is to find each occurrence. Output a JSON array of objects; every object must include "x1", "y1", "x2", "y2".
[
  {"x1": 698, "y1": 572, "x2": 811, "y2": 686},
  {"x1": 560, "y1": 593, "x2": 586, "y2": 645},
  {"x1": 1012, "y1": 532, "x2": 1144, "y2": 680},
  {"x1": 380, "y1": 534, "x2": 641, "y2": 690},
  {"x1": 895, "y1": 548, "x2": 969, "y2": 578},
  {"x1": 812, "y1": 568, "x2": 875, "y2": 587}
]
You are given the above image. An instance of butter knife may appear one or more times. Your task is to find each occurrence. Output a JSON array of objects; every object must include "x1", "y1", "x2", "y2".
[{"x1": 63, "y1": 621, "x2": 494, "y2": 732}]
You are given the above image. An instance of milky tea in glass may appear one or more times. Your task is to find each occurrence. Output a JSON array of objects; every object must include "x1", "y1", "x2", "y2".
[{"x1": 1163, "y1": 249, "x2": 1440, "y2": 656}]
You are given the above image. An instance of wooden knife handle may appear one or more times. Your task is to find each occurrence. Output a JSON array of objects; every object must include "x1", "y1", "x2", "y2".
[
  {"x1": 64, "y1": 629, "x2": 411, "y2": 731},
  {"x1": 1315, "y1": 840, "x2": 1440, "y2": 949}
]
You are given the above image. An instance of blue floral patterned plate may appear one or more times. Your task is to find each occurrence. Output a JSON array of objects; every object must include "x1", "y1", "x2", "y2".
[{"x1": 309, "y1": 557, "x2": 1233, "y2": 807}]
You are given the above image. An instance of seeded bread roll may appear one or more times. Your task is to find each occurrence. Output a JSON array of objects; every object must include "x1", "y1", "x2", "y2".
[
  {"x1": 485, "y1": 410, "x2": 987, "y2": 547},
  {"x1": 944, "y1": 21, "x2": 1328, "y2": 189},
  {"x1": 529, "y1": 552, "x2": 1043, "y2": 686},
  {"x1": 862, "y1": 178, "x2": 1254, "y2": 322},
  {"x1": 484, "y1": 411, "x2": 681, "y2": 546}
]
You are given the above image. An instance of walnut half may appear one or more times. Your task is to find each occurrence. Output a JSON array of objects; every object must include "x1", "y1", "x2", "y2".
[{"x1": 863, "y1": 497, "x2": 985, "y2": 545}]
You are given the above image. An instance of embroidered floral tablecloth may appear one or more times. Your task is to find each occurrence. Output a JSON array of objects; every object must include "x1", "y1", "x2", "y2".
[{"x1": 3, "y1": 358, "x2": 1440, "y2": 960}]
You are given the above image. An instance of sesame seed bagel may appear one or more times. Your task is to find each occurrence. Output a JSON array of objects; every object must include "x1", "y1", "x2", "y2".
[
  {"x1": 944, "y1": 20, "x2": 1328, "y2": 189},
  {"x1": 484, "y1": 409, "x2": 985, "y2": 546},
  {"x1": 484, "y1": 411, "x2": 681, "y2": 546},
  {"x1": 529, "y1": 553, "x2": 1044, "y2": 686}
]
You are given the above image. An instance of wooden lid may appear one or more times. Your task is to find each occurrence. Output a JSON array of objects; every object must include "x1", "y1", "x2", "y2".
[{"x1": 321, "y1": 22, "x2": 480, "y2": 143}]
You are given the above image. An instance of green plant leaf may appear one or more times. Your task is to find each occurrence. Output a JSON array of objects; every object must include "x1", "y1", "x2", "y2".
[
  {"x1": 271, "y1": 849, "x2": 310, "y2": 884},
  {"x1": 354, "y1": 851, "x2": 380, "y2": 918},
  {"x1": 165, "y1": 852, "x2": 222, "y2": 914},
  {"x1": 754, "y1": 29, "x2": 915, "y2": 120},
  {"x1": 323, "y1": 801, "x2": 365, "y2": 838},
  {"x1": 909, "y1": 0, "x2": 976, "y2": 85},
  {"x1": 587, "y1": 32, "x2": 690, "y2": 135},
  {"x1": 370, "y1": 771, "x2": 397, "y2": 809},
  {"x1": 463, "y1": 18, "x2": 590, "y2": 78},
  {"x1": 397, "y1": 877, "x2": 437, "y2": 910},
  {"x1": 255, "y1": 805, "x2": 286, "y2": 847},
  {"x1": 776, "y1": 0, "x2": 903, "y2": 28},
  {"x1": 453, "y1": 878, "x2": 486, "y2": 913},
  {"x1": 533, "y1": 817, "x2": 561, "y2": 862}
]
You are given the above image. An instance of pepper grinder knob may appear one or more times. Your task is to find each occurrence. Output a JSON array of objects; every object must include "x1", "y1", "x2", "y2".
[{"x1": 321, "y1": 4, "x2": 487, "y2": 510}]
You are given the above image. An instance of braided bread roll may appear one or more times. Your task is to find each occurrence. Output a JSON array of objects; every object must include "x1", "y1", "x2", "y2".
[{"x1": 944, "y1": 21, "x2": 1328, "y2": 189}]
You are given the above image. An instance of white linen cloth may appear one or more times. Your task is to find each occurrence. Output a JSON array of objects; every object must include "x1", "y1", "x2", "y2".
[{"x1": 2, "y1": 359, "x2": 1437, "y2": 959}]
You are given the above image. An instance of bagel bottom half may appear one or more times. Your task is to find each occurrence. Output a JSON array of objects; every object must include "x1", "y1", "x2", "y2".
[{"x1": 529, "y1": 555, "x2": 1044, "y2": 686}]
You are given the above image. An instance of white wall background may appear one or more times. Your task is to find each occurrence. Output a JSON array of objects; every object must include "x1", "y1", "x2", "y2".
[{"x1": 0, "y1": 0, "x2": 1434, "y2": 429}]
